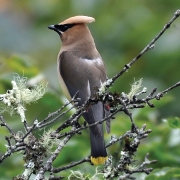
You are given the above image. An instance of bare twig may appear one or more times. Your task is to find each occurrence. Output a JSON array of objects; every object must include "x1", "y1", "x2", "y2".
[
  {"x1": 52, "y1": 157, "x2": 90, "y2": 173},
  {"x1": 0, "y1": 116, "x2": 14, "y2": 134},
  {"x1": 155, "y1": 81, "x2": 180, "y2": 100},
  {"x1": 107, "y1": 9, "x2": 180, "y2": 87}
]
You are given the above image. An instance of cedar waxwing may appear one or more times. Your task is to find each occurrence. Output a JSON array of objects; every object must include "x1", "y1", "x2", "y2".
[{"x1": 48, "y1": 16, "x2": 110, "y2": 165}]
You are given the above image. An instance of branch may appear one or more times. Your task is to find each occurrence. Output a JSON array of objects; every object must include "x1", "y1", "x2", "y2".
[
  {"x1": 37, "y1": 92, "x2": 79, "y2": 128},
  {"x1": 106, "y1": 9, "x2": 180, "y2": 88}
]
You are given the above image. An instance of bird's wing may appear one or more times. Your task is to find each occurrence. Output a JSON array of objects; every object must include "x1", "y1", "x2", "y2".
[
  {"x1": 59, "y1": 51, "x2": 106, "y2": 104},
  {"x1": 59, "y1": 51, "x2": 110, "y2": 133}
]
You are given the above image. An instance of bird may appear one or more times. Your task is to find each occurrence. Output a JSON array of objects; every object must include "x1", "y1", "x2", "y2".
[{"x1": 48, "y1": 15, "x2": 110, "y2": 165}]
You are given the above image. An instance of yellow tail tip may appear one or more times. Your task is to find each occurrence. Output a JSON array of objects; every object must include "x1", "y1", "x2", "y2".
[{"x1": 91, "y1": 156, "x2": 108, "y2": 165}]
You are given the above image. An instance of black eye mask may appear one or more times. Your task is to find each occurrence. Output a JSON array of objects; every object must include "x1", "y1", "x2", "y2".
[{"x1": 54, "y1": 24, "x2": 75, "y2": 32}]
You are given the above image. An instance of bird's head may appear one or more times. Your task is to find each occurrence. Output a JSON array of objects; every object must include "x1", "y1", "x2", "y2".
[{"x1": 48, "y1": 16, "x2": 95, "y2": 46}]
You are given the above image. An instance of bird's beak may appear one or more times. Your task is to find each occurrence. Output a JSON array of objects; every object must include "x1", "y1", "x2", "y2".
[
  {"x1": 48, "y1": 25, "x2": 61, "y2": 35},
  {"x1": 48, "y1": 25, "x2": 56, "y2": 30}
]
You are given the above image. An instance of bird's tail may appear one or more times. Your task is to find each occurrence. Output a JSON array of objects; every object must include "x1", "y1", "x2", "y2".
[
  {"x1": 89, "y1": 125, "x2": 107, "y2": 165},
  {"x1": 83, "y1": 102, "x2": 108, "y2": 165}
]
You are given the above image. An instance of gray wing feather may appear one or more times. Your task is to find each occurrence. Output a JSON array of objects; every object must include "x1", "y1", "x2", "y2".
[
  {"x1": 59, "y1": 51, "x2": 106, "y2": 104},
  {"x1": 59, "y1": 51, "x2": 110, "y2": 132}
]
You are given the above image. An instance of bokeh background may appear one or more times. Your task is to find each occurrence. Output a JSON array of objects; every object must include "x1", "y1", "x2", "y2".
[{"x1": 0, "y1": 0, "x2": 180, "y2": 179}]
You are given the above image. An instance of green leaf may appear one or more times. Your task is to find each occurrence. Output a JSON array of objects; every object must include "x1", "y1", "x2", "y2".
[
  {"x1": 167, "y1": 117, "x2": 180, "y2": 128},
  {"x1": 6, "y1": 55, "x2": 39, "y2": 77}
]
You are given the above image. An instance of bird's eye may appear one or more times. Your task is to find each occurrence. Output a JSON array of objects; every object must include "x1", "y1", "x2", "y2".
[
  {"x1": 62, "y1": 25, "x2": 69, "y2": 31},
  {"x1": 54, "y1": 24, "x2": 75, "y2": 32}
]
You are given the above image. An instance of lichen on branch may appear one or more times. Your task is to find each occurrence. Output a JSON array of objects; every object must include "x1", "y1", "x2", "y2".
[{"x1": 0, "y1": 74, "x2": 47, "y2": 122}]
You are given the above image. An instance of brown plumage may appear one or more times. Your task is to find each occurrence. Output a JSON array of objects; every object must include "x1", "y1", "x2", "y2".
[{"x1": 48, "y1": 15, "x2": 110, "y2": 165}]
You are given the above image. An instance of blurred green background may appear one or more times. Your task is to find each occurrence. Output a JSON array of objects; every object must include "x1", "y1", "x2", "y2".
[{"x1": 0, "y1": 0, "x2": 180, "y2": 179}]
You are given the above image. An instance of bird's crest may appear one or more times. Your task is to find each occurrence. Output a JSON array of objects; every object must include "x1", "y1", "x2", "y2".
[{"x1": 60, "y1": 16, "x2": 95, "y2": 25}]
